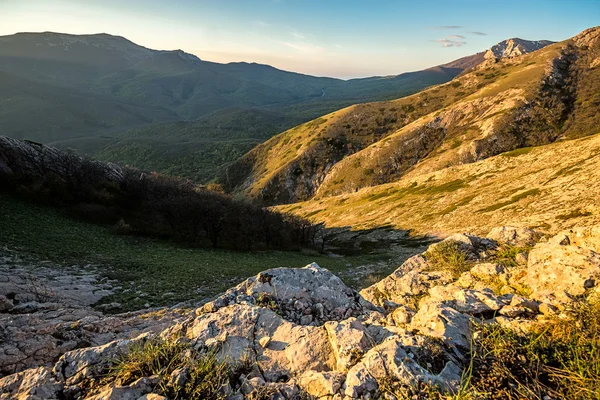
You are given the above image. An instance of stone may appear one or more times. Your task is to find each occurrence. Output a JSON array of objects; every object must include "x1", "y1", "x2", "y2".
[
  {"x1": 169, "y1": 367, "x2": 188, "y2": 388},
  {"x1": 14, "y1": 293, "x2": 38, "y2": 304},
  {"x1": 487, "y1": 226, "x2": 540, "y2": 247},
  {"x1": 202, "y1": 263, "x2": 370, "y2": 325},
  {"x1": 241, "y1": 376, "x2": 265, "y2": 395},
  {"x1": 526, "y1": 235, "x2": 600, "y2": 303},
  {"x1": 345, "y1": 336, "x2": 461, "y2": 398},
  {"x1": 470, "y1": 263, "x2": 504, "y2": 280},
  {"x1": 299, "y1": 371, "x2": 345, "y2": 398},
  {"x1": 0, "y1": 366, "x2": 63, "y2": 399},
  {"x1": 360, "y1": 255, "x2": 454, "y2": 307},
  {"x1": 324, "y1": 318, "x2": 371, "y2": 372},
  {"x1": 426, "y1": 285, "x2": 504, "y2": 315},
  {"x1": 258, "y1": 336, "x2": 271, "y2": 348},
  {"x1": 510, "y1": 295, "x2": 539, "y2": 312},
  {"x1": 499, "y1": 305, "x2": 529, "y2": 317},
  {"x1": 388, "y1": 306, "x2": 415, "y2": 326},
  {"x1": 0, "y1": 295, "x2": 13, "y2": 312},
  {"x1": 515, "y1": 252, "x2": 529, "y2": 265},
  {"x1": 538, "y1": 302, "x2": 559, "y2": 316},
  {"x1": 137, "y1": 394, "x2": 167, "y2": 400},
  {"x1": 186, "y1": 303, "x2": 335, "y2": 382},
  {"x1": 84, "y1": 376, "x2": 155, "y2": 400},
  {"x1": 410, "y1": 302, "x2": 472, "y2": 348}
]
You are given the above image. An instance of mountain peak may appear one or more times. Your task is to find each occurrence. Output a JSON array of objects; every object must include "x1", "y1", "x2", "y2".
[
  {"x1": 484, "y1": 38, "x2": 554, "y2": 61},
  {"x1": 573, "y1": 25, "x2": 600, "y2": 47}
]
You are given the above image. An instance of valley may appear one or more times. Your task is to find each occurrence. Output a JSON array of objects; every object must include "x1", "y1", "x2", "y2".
[{"x1": 0, "y1": 10, "x2": 599, "y2": 399}]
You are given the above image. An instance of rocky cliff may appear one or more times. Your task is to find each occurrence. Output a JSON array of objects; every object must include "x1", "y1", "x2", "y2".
[{"x1": 2, "y1": 225, "x2": 599, "y2": 399}]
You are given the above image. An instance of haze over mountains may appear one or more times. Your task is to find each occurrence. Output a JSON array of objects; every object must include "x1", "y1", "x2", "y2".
[{"x1": 0, "y1": 31, "x2": 551, "y2": 182}]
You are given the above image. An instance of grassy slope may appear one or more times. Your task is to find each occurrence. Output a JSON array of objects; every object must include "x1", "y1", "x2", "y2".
[
  {"x1": 277, "y1": 132, "x2": 600, "y2": 236},
  {"x1": 227, "y1": 40, "x2": 566, "y2": 203},
  {"x1": 0, "y1": 194, "x2": 390, "y2": 311}
]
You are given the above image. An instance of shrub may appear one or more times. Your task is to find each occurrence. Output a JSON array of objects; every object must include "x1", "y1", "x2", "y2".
[
  {"x1": 108, "y1": 336, "x2": 247, "y2": 400},
  {"x1": 424, "y1": 240, "x2": 472, "y2": 279},
  {"x1": 0, "y1": 143, "x2": 321, "y2": 251},
  {"x1": 488, "y1": 244, "x2": 532, "y2": 269},
  {"x1": 460, "y1": 298, "x2": 600, "y2": 399}
]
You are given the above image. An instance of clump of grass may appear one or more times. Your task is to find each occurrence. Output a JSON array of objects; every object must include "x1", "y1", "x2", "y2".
[
  {"x1": 557, "y1": 208, "x2": 593, "y2": 220},
  {"x1": 488, "y1": 244, "x2": 532, "y2": 269},
  {"x1": 459, "y1": 298, "x2": 600, "y2": 399},
  {"x1": 424, "y1": 241, "x2": 472, "y2": 279},
  {"x1": 378, "y1": 376, "x2": 448, "y2": 400},
  {"x1": 502, "y1": 147, "x2": 534, "y2": 157},
  {"x1": 107, "y1": 336, "x2": 250, "y2": 400},
  {"x1": 478, "y1": 188, "x2": 541, "y2": 213}
]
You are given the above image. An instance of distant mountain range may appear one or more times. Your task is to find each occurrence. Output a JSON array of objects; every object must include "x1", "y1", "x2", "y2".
[{"x1": 0, "y1": 32, "x2": 553, "y2": 182}]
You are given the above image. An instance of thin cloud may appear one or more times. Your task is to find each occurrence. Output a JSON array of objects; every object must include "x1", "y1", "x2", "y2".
[
  {"x1": 291, "y1": 31, "x2": 305, "y2": 40},
  {"x1": 434, "y1": 38, "x2": 467, "y2": 47},
  {"x1": 433, "y1": 25, "x2": 463, "y2": 30},
  {"x1": 447, "y1": 34, "x2": 466, "y2": 39},
  {"x1": 252, "y1": 20, "x2": 270, "y2": 27},
  {"x1": 281, "y1": 41, "x2": 323, "y2": 53},
  {"x1": 468, "y1": 31, "x2": 488, "y2": 36}
]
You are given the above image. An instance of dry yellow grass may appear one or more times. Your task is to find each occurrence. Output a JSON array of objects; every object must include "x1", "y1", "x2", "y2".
[{"x1": 277, "y1": 133, "x2": 600, "y2": 236}]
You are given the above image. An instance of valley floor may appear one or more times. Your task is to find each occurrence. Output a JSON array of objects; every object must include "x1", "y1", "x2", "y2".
[{"x1": 0, "y1": 194, "x2": 427, "y2": 312}]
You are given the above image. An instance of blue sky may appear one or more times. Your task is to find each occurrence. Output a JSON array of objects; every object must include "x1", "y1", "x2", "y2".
[{"x1": 1, "y1": 0, "x2": 599, "y2": 78}]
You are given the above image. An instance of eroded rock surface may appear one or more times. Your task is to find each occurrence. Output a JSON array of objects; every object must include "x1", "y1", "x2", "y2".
[
  {"x1": 2, "y1": 225, "x2": 600, "y2": 399},
  {"x1": 0, "y1": 253, "x2": 188, "y2": 378}
]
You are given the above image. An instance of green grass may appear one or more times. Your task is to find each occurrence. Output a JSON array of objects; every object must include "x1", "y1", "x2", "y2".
[
  {"x1": 107, "y1": 336, "x2": 242, "y2": 400},
  {"x1": 424, "y1": 240, "x2": 472, "y2": 279},
  {"x1": 459, "y1": 298, "x2": 600, "y2": 399},
  {"x1": 502, "y1": 147, "x2": 534, "y2": 157},
  {"x1": 557, "y1": 208, "x2": 593, "y2": 220},
  {"x1": 477, "y1": 188, "x2": 541, "y2": 213},
  {"x1": 0, "y1": 194, "x2": 388, "y2": 311}
]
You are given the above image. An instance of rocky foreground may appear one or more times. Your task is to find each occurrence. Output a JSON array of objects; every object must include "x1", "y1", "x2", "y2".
[{"x1": 1, "y1": 226, "x2": 599, "y2": 399}]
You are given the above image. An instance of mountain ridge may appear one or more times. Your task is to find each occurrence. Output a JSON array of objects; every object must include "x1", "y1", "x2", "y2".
[
  {"x1": 0, "y1": 31, "x2": 557, "y2": 184},
  {"x1": 224, "y1": 27, "x2": 596, "y2": 204}
]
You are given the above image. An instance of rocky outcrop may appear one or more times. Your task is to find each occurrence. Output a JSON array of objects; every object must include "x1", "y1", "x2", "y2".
[
  {"x1": 0, "y1": 136, "x2": 123, "y2": 182},
  {"x1": 2, "y1": 225, "x2": 599, "y2": 399},
  {"x1": 0, "y1": 253, "x2": 187, "y2": 378},
  {"x1": 198, "y1": 263, "x2": 370, "y2": 326},
  {"x1": 484, "y1": 38, "x2": 554, "y2": 62}
]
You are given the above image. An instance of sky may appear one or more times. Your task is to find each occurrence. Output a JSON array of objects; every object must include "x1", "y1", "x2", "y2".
[{"x1": 1, "y1": 0, "x2": 599, "y2": 78}]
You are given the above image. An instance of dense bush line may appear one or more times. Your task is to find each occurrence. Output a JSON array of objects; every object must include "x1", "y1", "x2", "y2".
[{"x1": 0, "y1": 138, "x2": 320, "y2": 251}]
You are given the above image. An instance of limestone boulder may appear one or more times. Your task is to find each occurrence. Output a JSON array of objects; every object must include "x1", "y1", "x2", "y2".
[
  {"x1": 360, "y1": 255, "x2": 454, "y2": 307},
  {"x1": 185, "y1": 303, "x2": 335, "y2": 382},
  {"x1": 344, "y1": 336, "x2": 461, "y2": 398},
  {"x1": 298, "y1": 371, "x2": 344, "y2": 398},
  {"x1": 0, "y1": 367, "x2": 63, "y2": 400},
  {"x1": 487, "y1": 226, "x2": 541, "y2": 247},
  {"x1": 409, "y1": 302, "x2": 472, "y2": 349},
  {"x1": 324, "y1": 318, "x2": 371, "y2": 372},
  {"x1": 526, "y1": 232, "x2": 600, "y2": 303},
  {"x1": 201, "y1": 263, "x2": 369, "y2": 325}
]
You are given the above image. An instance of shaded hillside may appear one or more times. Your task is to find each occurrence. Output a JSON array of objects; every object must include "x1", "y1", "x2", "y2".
[
  {"x1": 0, "y1": 136, "x2": 319, "y2": 251},
  {"x1": 0, "y1": 71, "x2": 177, "y2": 142},
  {"x1": 63, "y1": 108, "x2": 299, "y2": 183},
  {"x1": 277, "y1": 131, "x2": 600, "y2": 235},
  {"x1": 226, "y1": 29, "x2": 596, "y2": 204}
]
